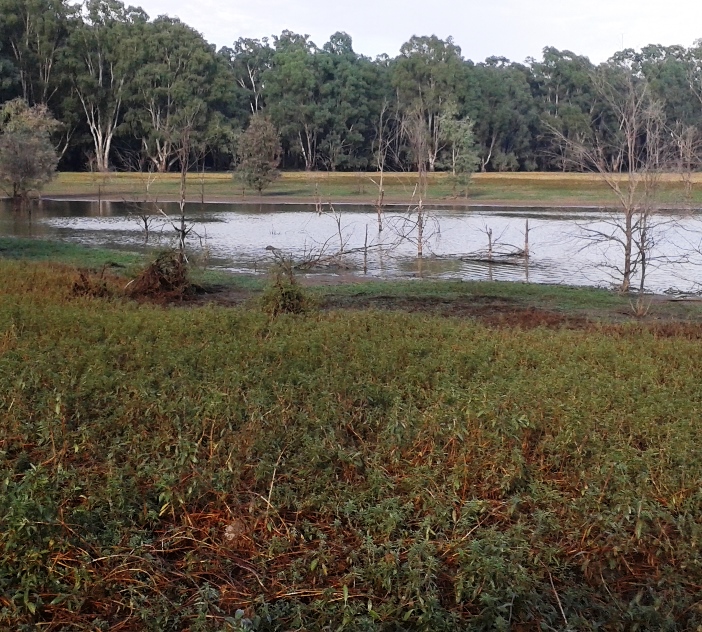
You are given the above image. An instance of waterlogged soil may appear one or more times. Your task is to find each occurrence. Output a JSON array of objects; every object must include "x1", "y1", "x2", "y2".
[
  {"x1": 317, "y1": 293, "x2": 591, "y2": 329},
  {"x1": 161, "y1": 279, "x2": 702, "y2": 330},
  {"x1": 54, "y1": 257, "x2": 702, "y2": 328}
]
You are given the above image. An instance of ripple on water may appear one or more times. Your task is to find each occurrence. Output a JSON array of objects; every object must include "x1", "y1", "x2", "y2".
[{"x1": 2, "y1": 199, "x2": 702, "y2": 294}]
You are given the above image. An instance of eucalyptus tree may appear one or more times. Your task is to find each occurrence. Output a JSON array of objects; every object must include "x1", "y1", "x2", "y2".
[
  {"x1": 316, "y1": 32, "x2": 380, "y2": 170},
  {"x1": 66, "y1": 0, "x2": 146, "y2": 172},
  {"x1": 0, "y1": 38, "x2": 19, "y2": 102},
  {"x1": 0, "y1": 0, "x2": 75, "y2": 106},
  {"x1": 221, "y1": 37, "x2": 274, "y2": 116},
  {"x1": 127, "y1": 17, "x2": 220, "y2": 172},
  {"x1": 531, "y1": 47, "x2": 596, "y2": 170},
  {"x1": 615, "y1": 45, "x2": 698, "y2": 127},
  {"x1": 392, "y1": 35, "x2": 466, "y2": 171},
  {"x1": 264, "y1": 31, "x2": 324, "y2": 170},
  {"x1": 197, "y1": 58, "x2": 240, "y2": 170},
  {"x1": 469, "y1": 58, "x2": 540, "y2": 171}
]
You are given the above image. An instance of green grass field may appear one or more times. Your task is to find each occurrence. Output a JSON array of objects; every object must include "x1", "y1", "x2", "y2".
[
  {"x1": 2, "y1": 260, "x2": 702, "y2": 630},
  {"x1": 35, "y1": 170, "x2": 702, "y2": 207}
]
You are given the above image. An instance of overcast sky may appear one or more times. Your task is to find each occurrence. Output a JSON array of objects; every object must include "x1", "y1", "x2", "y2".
[{"x1": 132, "y1": 0, "x2": 702, "y2": 64}]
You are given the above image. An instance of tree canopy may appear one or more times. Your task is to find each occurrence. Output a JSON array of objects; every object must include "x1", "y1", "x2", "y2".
[
  {"x1": 0, "y1": 97, "x2": 58, "y2": 199},
  {"x1": 1, "y1": 0, "x2": 702, "y2": 175}
]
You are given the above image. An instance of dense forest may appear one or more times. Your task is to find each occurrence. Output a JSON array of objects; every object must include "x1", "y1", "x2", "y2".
[{"x1": 2, "y1": 0, "x2": 702, "y2": 173}]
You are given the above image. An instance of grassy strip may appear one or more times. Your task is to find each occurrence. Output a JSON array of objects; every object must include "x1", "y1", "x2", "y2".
[
  {"x1": 0, "y1": 237, "x2": 263, "y2": 291},
  {"x1": 36, "y1": 171, "x2": 702, "y2": 206},
  {"x1": 4, "y1": 235, "x2": 702, "y2": 322},
  {"x1": 5, "y1": 235, "x2": 702, "y2": 322},
  {"x1": 1, "y1": 261, "x2": 702, "y2": 630},
  {"x1": 0, "y1": 236, "x2": 144, "y2": 270}
]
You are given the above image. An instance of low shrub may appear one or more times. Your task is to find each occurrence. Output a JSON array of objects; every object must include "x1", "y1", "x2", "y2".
[{"x1": 260, "y1": 261, "x2": 311, "y2": 316}]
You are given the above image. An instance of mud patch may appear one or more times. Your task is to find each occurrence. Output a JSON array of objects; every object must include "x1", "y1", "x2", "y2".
[{"x1": 320, "y1": 294, "x2": 589, "y2": 329}]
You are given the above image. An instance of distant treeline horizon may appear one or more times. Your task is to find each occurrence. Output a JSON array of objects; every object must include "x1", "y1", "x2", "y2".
[{"x1": 2, "y1": 0, "x2": 702, "y2": 174}]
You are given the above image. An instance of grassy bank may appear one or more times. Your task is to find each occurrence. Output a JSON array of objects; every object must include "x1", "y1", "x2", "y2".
[
  {"x1": 35, "y1": 171, "x2": 702, "y2": 207},
  {"x1": 1, "y1": 261, "x2": 702, "y2": 630},
  {"x1": 4, "y1": 236, "x2": 702, "y2": 323},
  {"x1": 0, "y1": 237, "x2": 145, "y2": 270},
  {"x1": 0, "y1": 237, "x2": 265, "y2": 292}
]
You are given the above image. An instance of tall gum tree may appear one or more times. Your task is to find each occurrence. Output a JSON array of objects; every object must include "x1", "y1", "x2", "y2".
[
  {"x1": 0, "y1": 37, "x2": 19, "y2": 102},
  {"x1": 264, "y1": 31, "x2": 323, "y2": 171},
  {"x1": 66, "y1": 0, "x2": 145, "y2": 172},
  {"x1": 128, "y1": 17, "x2": 218, "y2": 173},
  {"x1": 531, "y1": 47, "x2": 596, "y2": 170},
  {"x1": 470, "y1": 58, "x2": 540, "y2": 171},
  {"x1": 0, "y1": 0, "x2": 74, "y2": 106},
  {"x1": 392, "y1": 35, "x2": 466, "y2": 172},
  {"x1": 221, "y1": 37, "x2": 273, "y2": 116},
  {"x1": 316, "y1": 32, "x2": 380, "y2": 170}
]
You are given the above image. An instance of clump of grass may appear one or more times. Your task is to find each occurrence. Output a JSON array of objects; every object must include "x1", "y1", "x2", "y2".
[
  {"x1": 71, "y1": 269, "x2": 113, "y2": 298},
  {"x1": 126, "y1": 250, "x2": 191, "y2": 300},
  {"x1": 260, "y1": 260, "x2": 312, "y2": 316}
]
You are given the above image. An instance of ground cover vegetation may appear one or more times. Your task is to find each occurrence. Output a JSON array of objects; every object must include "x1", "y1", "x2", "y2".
[
  {"x1": 3, "y1": 0, "x2": 702, "y2": 181},
  {"x1": 2, "y1": 260, "x2": 702, "y2": 629},
  {"x1": 31, "y1": 171, "x2": 702, "y2": 206}
]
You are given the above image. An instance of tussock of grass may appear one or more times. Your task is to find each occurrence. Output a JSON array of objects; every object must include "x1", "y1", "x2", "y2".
[{"x1": 1, "y1": 262, "x2": 702, "y2": 630}]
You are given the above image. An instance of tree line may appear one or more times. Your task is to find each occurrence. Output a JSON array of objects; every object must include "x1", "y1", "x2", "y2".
[{"x1": 2, "y1": 0, "x2": 702, "y2": 175}]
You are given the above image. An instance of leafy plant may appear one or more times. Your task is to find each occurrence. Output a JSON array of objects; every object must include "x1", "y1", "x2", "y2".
[
  {"x1": 260, "y1": 259, "x2": 311, "y2": 316},
  {"x1": 236, "y1": 114, "x2": 281, "y2": 194}
]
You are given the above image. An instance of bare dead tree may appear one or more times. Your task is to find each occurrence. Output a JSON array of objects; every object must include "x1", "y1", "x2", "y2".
[
  {"x1": 402, "y1": 107, "x2": 431, "y2": 258},
  {"x1": 369, "y1": 99, "x2": 391, "y2": 232},
  {"x1": 671, "y1": 123, "x2": 701, "y2": 203},
  {"x1": 549, "y1": 70, "x2": 671, "y2": 293},
  {"x1": 173, "y1": 125, "x2": 193, "y2": 260},
  {"x1": 157, "y1": 110, "x2": 203, "y2": 263},
  {"x1": 125, "y1": 170, "x2": 160, "y2": 243}
]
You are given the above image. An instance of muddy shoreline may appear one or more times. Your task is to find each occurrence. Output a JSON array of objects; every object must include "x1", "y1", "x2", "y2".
[{"x1": 36, "y1": 193, "x2": 618, "y2": 209}]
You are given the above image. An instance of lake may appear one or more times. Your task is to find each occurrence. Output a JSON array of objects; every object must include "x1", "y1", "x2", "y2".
[{"x1": 2, "y1": 199, "x2": 702, "y2": 294}]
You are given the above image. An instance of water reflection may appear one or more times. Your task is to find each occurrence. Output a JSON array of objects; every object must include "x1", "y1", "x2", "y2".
[{"x1": 1, "y1": 199, "x2": 702, "y2": 294}]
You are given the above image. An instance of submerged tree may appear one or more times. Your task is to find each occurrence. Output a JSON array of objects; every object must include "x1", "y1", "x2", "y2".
[
  {"x1": 236, "y1": 113, "x2": 281, "y2": 193},
  {"x1": 0, "y1": 98, "x2": 59, "y2": 202},
  {"x1": 550, "y1": 66, "x2": 670, "y2": 293}
]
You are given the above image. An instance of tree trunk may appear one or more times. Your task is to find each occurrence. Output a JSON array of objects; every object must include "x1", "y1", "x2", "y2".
[{"x1": 621, "y1": 210, "x2": 633, "y2": 293}]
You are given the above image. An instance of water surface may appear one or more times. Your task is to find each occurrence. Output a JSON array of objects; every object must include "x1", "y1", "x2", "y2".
[{"x1": 2, "y1": 199, "x2": 702, "y2": 294}]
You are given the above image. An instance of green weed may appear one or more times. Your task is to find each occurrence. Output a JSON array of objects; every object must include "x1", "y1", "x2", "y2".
[
  {"x1": 260, "y1": 261, "x2": 312, "y2": 316},
  {"x1": 1, "y1": 261, "x2": 701, "y2": 630}
]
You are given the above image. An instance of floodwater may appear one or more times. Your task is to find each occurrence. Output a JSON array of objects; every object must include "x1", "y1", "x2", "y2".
[{"x1": 2, "y1": 198, "x2": 702, "y2": 294}]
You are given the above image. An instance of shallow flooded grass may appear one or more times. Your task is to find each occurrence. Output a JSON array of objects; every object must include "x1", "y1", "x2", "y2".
[
  {"x1": 1, "y1": 261, "x2": 702, "y2": 630},
  {"x1": 0, "y1": 236, "x2": 143, "y2": 269}
]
